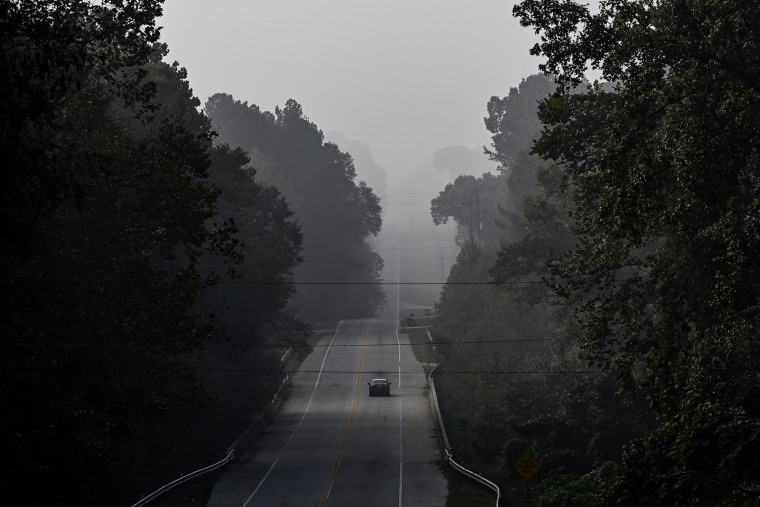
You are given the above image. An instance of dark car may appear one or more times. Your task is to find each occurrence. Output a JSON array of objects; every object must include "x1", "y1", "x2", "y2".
[{"x1": 368, "y1": 378, "x2": 391, "y2": 397}]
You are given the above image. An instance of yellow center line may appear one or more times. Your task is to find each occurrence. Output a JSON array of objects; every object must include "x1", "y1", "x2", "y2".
[{"x1": 316, "y1": 324, "x2": 369, "y2": 506}]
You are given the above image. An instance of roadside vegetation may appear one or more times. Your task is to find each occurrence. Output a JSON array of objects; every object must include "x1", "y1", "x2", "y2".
[
  {"x1": 0, "y1": 2, "x2": 383, "y2": 505},
  {"x1": 403, "y1": 327, "x2": 440, "y2": 371},
  {"x1": 3, "y1": 2, "x2": 758, "y2": 506},
  {"x1": 429, "y1": 2, "x2": 760, "y2": 505}
]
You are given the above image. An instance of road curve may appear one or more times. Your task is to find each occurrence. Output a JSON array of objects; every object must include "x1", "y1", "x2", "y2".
[{"x1": 205, "y1": 317, "x2": 448, "y2": 506}]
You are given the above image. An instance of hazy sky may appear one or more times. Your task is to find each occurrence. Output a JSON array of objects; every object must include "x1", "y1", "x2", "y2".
[{"x1": 158, "y1": 0, "x2": 543, "y2": 182}]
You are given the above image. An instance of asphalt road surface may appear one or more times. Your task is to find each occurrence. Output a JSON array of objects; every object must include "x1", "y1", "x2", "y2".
[{"x1": 205, "y1": 315, "x2": 448, "y2": 507}]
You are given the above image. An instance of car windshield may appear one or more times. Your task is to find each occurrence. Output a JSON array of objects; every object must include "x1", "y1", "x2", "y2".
[{"x1": 371, "y1": 379, "x2": 388, "y2": 385}]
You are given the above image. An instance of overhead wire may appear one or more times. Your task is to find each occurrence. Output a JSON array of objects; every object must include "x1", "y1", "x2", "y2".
[
  {"x1": 214, "y1": 281, "x2": 543, "y2": 285},
  {"x1": 185, "y1": 368, "x2": 598, "y2": 375},
  {"x1": 0, "y1": 337, "x2": 556, "y2": 349}
]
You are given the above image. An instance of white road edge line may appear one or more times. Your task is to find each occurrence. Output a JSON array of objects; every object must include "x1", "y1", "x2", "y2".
[
  {"x1": 396, "y1": 235, "x2": 403, "y2": 507},
  {"x1": 242, "y1": 321, "x2": 344, "y2": 507},
  {"x1": 398, "y1": 361, "x2": 403, "y2": 507}
]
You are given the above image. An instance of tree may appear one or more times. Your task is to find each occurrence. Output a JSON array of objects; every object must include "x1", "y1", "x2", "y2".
[
  {"x1": 0, "y1": 3, "x2": 253, "y2": 504},
  {"x1": 431, "y1": 173, "x2": 506, "y2": 246},
  {"x1": 485, "y1": 73, "x2": 555, "y2": 173},
  {"x1": 430, "y1": 75, "x2": 557, "y2": 248},
  {"x1": 490, "y1": 164, "x2": 576, "y2": 287},
  {"x1": 206, "y1": 94, "x2": 385, "y2": 319},
  {"x1": 0, "y1": 80, "x2": 234, "y2": 506},
  {"x1": 483, "y1": 73, "x2": 557, "y2": 237},
  {"x1": 0, "y1": 0, "x2": 163, "y2": 259},
  {"x1": 514, "y1": 0, "x2": 760, "y2": 503},
  {"x1": 114, "y1": 59, "x2": 308, "y2": 501}
]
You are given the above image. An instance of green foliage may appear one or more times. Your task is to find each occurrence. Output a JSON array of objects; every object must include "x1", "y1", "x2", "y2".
[
  {"x1": 483, "y1": 73, "x2": 557, "y2": 238},
  {"x1": 485, "y1": 74, "x2": 555, "y2": 173},
  {"x1": 514, "y1": 0, "x2": 760, "y2": 503},
  {"x1": 207, "y1": 144, "x2": 303, "y2": 327},
  {"x1": 431, "y1": 173, "x2": 506, "y2": 246},
  {"x1": 433, "y1": 241, "x2": 510, "y2": 365},
  {"x1": 0, "y1": 2, "x2": 305, "y2": 504},
  {"x1": 432, "y1": 74, "x2": 559, "y2": 249},
  {"x1": 490, "y1": 164, "x2": 576, "y2": 287},
  {"x1": 611, "y1": 403, "x2": 760, "y2": 505},
  {"x1": 1, "y1": 0, "x2": 164, "y2": 255},
  {"x1": 1, "y1": 78, "x2": 224, "y2": 507},
  {"x1": 431, "y1": 61, "x2": 653, "y2": 505},
  {"x1": 205, "y1": 94, "x2": 385, "y2": 319}
]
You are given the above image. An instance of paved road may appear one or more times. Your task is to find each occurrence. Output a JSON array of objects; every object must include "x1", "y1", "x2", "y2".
[{"x1": 205, "y1": 316, "x2": 447, "y2": 506}]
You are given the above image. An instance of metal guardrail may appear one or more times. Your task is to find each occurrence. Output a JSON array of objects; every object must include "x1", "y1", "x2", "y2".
[
  {"x1": 134, "y1": 342, "x2": 500, "y2": 506},
  {"x1": 130, "y1": 449, "x2": 234, "y2": 507},
  {"x1": 131, "y1": 351, "x2": 293, "y2": 507},
  {"x1": 429, "y1": 364, "x2": 501, "y2": 507},
  {"x1": 445, "y1": 449, "x2": 501, "y2": 505}
]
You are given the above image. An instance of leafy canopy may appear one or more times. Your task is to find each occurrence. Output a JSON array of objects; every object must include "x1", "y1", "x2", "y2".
[
  {"x1": 206, "y1": 94, "x2": 385, "y2": 319},
  {"x1": 0, "y1": 2, "x2": 299, "y2": 504},
  {"x1": 514, "y1": 0, "x2": 760, "y2": 503}
]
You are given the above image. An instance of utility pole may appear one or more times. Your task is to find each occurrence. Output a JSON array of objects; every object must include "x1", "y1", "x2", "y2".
[
  {"x1": 436, "y1": 235, "x2": 445, "y2": 283},
  {"x1": 461, "y1": 190, "x2": 485, "y2": 245},
  {"x1": 473, "y1": 189, "x2": 482, "y2": 246},
  {"x1": 460, "y1": 198, "x2": 475, "y2": 243}
]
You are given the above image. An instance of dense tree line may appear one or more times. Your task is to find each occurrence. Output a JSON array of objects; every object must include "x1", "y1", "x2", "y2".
[
  {"x1": 432, "y1": 73, "x2": 649, "y2": 504},
  {"x1": 0, "y1": 1, "x2": 308, "y2": 504},
  {"x1": 514, "y1": 0, "x2": 760, "y2": 503},
  {"x1": 431, "y1": 0, "x2": 760, "y2": 504},
  {"x1": 205, "y1": 94, "x2": 385, "y2": 320},
  {"x1": 431, "y1": 74, "x2": 555, "y2": 246}
]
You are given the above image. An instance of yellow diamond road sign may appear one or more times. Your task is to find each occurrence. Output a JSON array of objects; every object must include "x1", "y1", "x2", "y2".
[{"x1": 514, "y1": 451, "x2": 541, "y2": 480}]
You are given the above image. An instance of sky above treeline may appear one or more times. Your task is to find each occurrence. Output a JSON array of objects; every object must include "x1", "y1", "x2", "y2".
[{"x1": 158, "y1": 0, "x2": 543, "y2": 190}]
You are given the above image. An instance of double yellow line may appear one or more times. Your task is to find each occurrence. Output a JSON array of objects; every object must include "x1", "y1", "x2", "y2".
[{"x1": 316, "y1": 324, "x2": 369, "y2": 506}]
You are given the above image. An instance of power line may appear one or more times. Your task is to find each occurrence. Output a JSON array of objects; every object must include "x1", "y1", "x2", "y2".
[
  {"x1": 381, "y1": 192, "x2": 440, "y2": 197},
  {"x1": 381, "y1": 201, "x2": 437, "y2": 205},
  {"x1": 188, "y1": 368, "x2": 598, "y2": 375},
  {"x1": 381, "y1": 211, "x2": 436, "y2": 215},
  {"x1": 215, "y1": 281, "x2": 543, "y2": 285},
  {"x1": 311, "y1": 339, "x2": 554, "y2": 346},
  {"x1": 0, "y1": 275, "x2": 546, "y2": 285},
  {"x1": 0, "y1": 338, "x2": 555, "y2": 349}
]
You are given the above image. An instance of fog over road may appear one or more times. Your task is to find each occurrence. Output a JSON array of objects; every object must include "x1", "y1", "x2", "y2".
[
  {"x1": 205, "y1": 319, "x2": 446, "y2": 506},
  {"x1": 206, "y1": 239, "x2": 447, "y2": 506}
]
